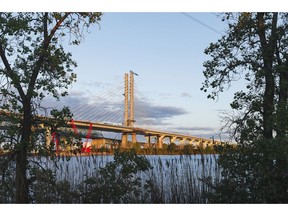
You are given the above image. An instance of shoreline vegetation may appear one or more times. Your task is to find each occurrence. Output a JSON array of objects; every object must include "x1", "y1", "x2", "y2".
[
  {"x1": 0, "y1": 148, "x2": 220, "y2": 203},
  {"x1": 0, "y1": 141, "x2": 224, "y2": 157}
]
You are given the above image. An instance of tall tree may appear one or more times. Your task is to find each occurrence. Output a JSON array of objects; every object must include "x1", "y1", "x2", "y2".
[
  {"x1": 0, "y1": 12, "x2": 102, "y2": 203},
  {"x1": 201, "y1": 12, "x2": 288, "y2": 142},
  {"x1": 201, "y1": 12, "x2": 288, "y2": 202}
]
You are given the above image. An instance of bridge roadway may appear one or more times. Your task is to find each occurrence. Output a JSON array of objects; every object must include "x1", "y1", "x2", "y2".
[
  {"x1": 0, "y1": 109, "x2": 221, "y2": 148},
  {"x1": 69, "y1": 119, "x2": 221, "y2": 148}
]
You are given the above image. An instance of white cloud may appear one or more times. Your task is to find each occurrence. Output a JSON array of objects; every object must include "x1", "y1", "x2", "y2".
[{"x1": 180, "y1": 92, "x2": 192, "y2": 98}]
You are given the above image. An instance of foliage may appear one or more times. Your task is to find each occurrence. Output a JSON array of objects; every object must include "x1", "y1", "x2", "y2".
[
  {"x1": 0, "y1": 156, "x2": 16, "y2": 203},
  {"x1": 201, "y1": 12, "x2": 288, "y2": 141},
  {"x1": 29, "y1": 165, "x2": 79, "y2": 203},
  {"x1": 183, "y1": 144, "x2": 194, "y2": 155},
  {"x1": 82, "y1": 149, "x2": 152, "y2": 203},
  {"x1": 202, "y1": 12, "x2": 288, "y2": 203},
  {"x1": 1, "y1": 153, "x2": 220, "y2": 203},
  {"x1": 0, "y1": 12, "x2": 102, "y2": 203},
  {"x1": 167, "y1": 142, "x2": 177, "y2": 154},
  {"x1": 208, "y1": 139, "x2": 288, "y2": 203}
]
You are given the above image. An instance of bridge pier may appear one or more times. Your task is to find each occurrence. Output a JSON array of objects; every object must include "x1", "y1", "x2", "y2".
[
  {"x1": 121, "y1": 133, "x2": 128, "y2": 148},
  {"x1": 156, "y1": 135, "x2": 165, "y2": 149},
  {"x1": 170, "y1": 137, "x2": 177, "y2": 144},
  {"x1": 179, "y1": 137, "x2": 188, "y2": 149},
  {"x1": 121, "y1": 132, "x2": 137, "y2": 148},
  {"x1": 187, "y1": 139, "x2": 196, "y2": 147},
  {"x1": 144, "y1": 135, "x2": 150, "y2": 152},
  {"x1": 131, "y1": 132, "x2": 137, "y2": 146}
]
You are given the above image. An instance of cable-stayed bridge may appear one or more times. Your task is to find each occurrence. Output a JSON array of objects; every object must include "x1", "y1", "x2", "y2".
[
  {"x1": 0, "y1": 71, "x2": 222, "y2": 151},
  {"x1": 68, "y1": 119, "x2": 221, "y2": 149},
  {"x1": 65, "y1": 71, "x2": 221, "y2": 149}
]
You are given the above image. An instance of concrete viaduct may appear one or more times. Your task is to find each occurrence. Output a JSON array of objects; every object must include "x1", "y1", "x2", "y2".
[{"x1": 68, "y1": 119, "x2": 221, "y2": 149}]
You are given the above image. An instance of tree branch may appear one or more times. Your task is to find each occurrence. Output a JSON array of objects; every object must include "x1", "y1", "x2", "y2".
[
  {"x1": 27, "y1": 12, "x2": 71, "y2": 99},
  {"x1": 0, "y1": 43, "x2": 25, "y2": 100}
]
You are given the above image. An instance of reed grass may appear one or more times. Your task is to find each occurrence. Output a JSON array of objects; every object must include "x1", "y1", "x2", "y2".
[{"x1": 0, "y1": 153, "x2": 220, "y2": 203}]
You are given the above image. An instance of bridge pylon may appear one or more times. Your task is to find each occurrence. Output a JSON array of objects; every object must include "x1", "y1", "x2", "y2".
[{"x1": 121, "y1": 71, "x2": 138, "y2": 148}]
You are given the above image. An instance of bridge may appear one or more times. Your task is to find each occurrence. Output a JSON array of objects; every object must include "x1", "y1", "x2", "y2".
[
  {"x1": 63, "y1": 71, "x2": 221, "y2": 149},
  {"x1": 68, "y1": 118, "x2": 221, "y2": 149},
  {"x1": 0, "y1": 71, "x2": 222, "y2": 151}
]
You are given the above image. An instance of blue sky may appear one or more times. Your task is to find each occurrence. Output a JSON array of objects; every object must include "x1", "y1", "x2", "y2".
[
  {"x1": 52, "y1": 12, "x2": 235, "y2": 140},
  {"x1": 5, "y1": 1, "x2": 286, "y2": 141}
]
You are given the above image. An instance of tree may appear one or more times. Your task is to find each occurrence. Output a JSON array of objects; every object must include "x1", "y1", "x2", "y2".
[
  {"x1": 0, "y1": 12, "x2": 102, "y2": 203},
  {"x1": 201, "y1": 13, "x2": 288, "y2": 202}
]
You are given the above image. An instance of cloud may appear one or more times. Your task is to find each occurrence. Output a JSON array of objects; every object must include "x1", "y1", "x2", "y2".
[
  {"x1": 77, "y1": 80, "x2": 106, "y2": 88},
  {"x1": 165, "y1": 125, "x2": 232, "y2": 141},
  {"x1": 40, "y1": 93, "x2": 232, "y2": 141},
  {"x1": 134, "y1": 97, "x2": 189, "y2": 125},
  {"x1": 68, "y1": 90, "x2": 87, "y2": 97},
  {"x1": 41, "y1": 92, "x2": 189, "y2": 126},
  {"x1": 158, "y1": 92, "x2": 172, "y2": 99},
  {"x1": 180, "y1": 92, "x2": 192, "y2": 98},
  {"x1": 173, "y1": 126, "x2": 215, "y2": 132}
]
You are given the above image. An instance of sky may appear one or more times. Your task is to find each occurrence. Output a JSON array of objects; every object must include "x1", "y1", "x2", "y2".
[
  {"x1": 54, "y1": 12, "x2": 235, "y2": 141},
  {"x1": 2, "y1": 1, "x2": 288, "y2": 213},
  {"x1": 3, "y1": 1, "x2": 288, "y2": 142}
]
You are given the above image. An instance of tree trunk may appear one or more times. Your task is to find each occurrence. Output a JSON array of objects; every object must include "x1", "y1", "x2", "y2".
[
  {"x1": 262, "y1": 69, "x2": 275, "y2": 139},
  {"x1": 276, "y1": 55, "x2": 288, "y2": 138},
  {"x1": 15, "y1": 99, "x2": 31, "y2": 203},
  {"x1": 15, "y1": 146, "x2": 29, "y2": 203},
  {"x1": 257, "y1": 12, "x2": 278, "y2": 139}
]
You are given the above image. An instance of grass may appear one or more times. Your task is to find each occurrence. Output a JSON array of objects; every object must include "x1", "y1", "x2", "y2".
[{"x1": 0, "y1": 153, "x2": 221, "y2": 203}]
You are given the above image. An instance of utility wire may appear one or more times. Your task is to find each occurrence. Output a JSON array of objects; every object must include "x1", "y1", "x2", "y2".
[{"x1": 181, "y1": 12, "x2": 224, "y2": 36}]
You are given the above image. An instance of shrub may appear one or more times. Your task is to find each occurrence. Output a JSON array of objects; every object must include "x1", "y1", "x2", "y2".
[
  {"x1": 81, "y1": 149, "x2": 152, "y2": 203},
  {"x1": 208, "y1": 138, "x2": 288, "y2": 203}
]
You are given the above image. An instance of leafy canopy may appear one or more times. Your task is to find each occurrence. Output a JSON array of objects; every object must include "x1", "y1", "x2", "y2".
[
  {"x1": 0, "y1": 12, "x2": 102, "y2": 203},
  {"x1": 202, "y1": 12, "x2": 288, "y2": 203}
]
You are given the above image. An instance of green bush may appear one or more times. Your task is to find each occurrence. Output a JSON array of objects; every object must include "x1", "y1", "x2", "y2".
[
  {"x1": 183, "y1": 145, "x2": 194, "y2": 155},
  {"x1": 0, "y1": 157, "x2": 16, "y2": 203},
  {"x1": 167, "y1": 143, "x2": 177, "y2": 154},
  {"x1": 29, "y1": 166, "x2": 78, "y2": 203},
  {"x1": 207, "y1": 138, "x2": 288, "y2": 203},
  {"x1": 81, "y1": 149, "x2": 152, "y2": 203}
]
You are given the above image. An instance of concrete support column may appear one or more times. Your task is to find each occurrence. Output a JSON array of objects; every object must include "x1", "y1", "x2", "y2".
[
  {"x1": 203, "y1": 140, "x2": 210, "y2": 148},
  {"x1": 145, "y1": 135, "x2": 152, "y2": 150},
  {"x1": 131, "y1": 132, "x2": 137, "y2": 146},
  {"x1": 180, "y1": 138, "x2": 188, "y2": 149},
  {"x1": 187, "y1": 139, "x2": 194, "y2": 146},
  {"x1": 192, "y1": 139, "x2": 201, "y2": 147},
  {"x1": 157, "y1": 135, "x2": 165, "y2": 149},
  {"x1": 150, "y1": 136, "x2": 158, "y2": 150},
  {"x1": 121, "y1": 133, "x2": 128, "y2": 148},
  {"x1": 170, "y1": 137, "x2": 178, "y2": 144},
  {"x1": 180, "y1": 138, "x2": 187, "y2": 145},
  {"x1": 199, "y1": 138, "x2": 204, "y2": 149}
]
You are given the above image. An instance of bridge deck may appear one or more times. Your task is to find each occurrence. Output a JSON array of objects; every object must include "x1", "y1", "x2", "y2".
[{"x1": 0, "y1": 109, "x2": 222, "y2": 145}]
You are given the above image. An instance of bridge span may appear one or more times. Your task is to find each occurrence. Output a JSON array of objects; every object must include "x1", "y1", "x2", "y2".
[
  {"x1": 0, "y1": 109, "x2": 221, "y2": 149},
  {"x1": 1, "y1": 71, "x2": 223, "y2": 150},
  {"x1": 69, "y1": 119, "x2": 221, "y2": 148}
]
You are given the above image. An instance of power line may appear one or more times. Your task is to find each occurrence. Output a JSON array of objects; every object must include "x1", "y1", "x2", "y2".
[{"x1": 181, "y1": 12, "x2": 224, "y2": 36}]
